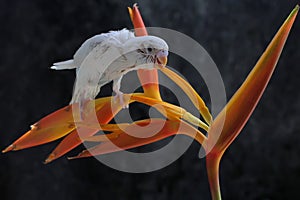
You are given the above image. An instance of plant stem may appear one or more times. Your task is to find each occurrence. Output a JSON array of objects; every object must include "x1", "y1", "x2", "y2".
[{"x1": 206, "y1": 153, "x2": 222, "y2": 200}]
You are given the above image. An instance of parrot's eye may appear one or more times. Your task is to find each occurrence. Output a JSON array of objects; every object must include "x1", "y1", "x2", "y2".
[{"x1": 147, "y1": 48, "x2": 153, "y2": 52}]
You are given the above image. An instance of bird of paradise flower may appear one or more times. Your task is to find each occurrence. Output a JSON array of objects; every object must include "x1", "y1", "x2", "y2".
[{"x1": 2, "y1": 4, "x2": 298, "y2": 200}]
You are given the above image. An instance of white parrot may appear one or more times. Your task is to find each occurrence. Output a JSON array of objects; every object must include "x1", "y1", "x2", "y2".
[{"x1": 51, "y1": 29, "x2": 168, "y2": 115}]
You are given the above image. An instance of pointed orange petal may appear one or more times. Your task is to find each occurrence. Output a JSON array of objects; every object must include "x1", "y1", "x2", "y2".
[
  {"x1": 44, "y1": 98, "x2": 126, "y2": 163},
  {"x1": 75, "y1": 122, "x2": 129, "y2": 132},
  {"x1": 2, "y1": 105, "x2": 75, "y2": 152},
  {"x1": 44, "y1": 94, "x2": 136, "y2": 163},
  {"x1": 129, "y1": 4, "x2": 161, "y2": 100},
  {"x1": 2, "y1": 96, "x2": 114, "y2": 153},
  {"x1": 83, "y1": 131, "x2": 122, "y2": 142},
  {"x1": 207, "y1": 5, "x2": 299, "y2": 154},
  {"x1": 68, "y1": 119, "x2": 206, "y2": 159},
  {"x1": 128, "y1": 3, "x2": 148, "y2": 36},
  {"x1": 205, "y1": 6, "x2": 299, "y2": 200}
]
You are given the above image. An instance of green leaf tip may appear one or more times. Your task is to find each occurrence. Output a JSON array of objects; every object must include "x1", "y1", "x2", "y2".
[{"x1": 288, "y1": 5, "x2": 299, "y2": 19}]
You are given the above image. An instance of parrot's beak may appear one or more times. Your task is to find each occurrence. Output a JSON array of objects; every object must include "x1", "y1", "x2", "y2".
[
  {"x1": 156, "y1": 56, "x2": 168, "y2": 68},
  {"x1": 155, "y1": 50, "x2": 168, "y2": 68}
]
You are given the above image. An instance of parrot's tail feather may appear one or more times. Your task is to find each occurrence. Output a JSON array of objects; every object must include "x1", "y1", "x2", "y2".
[{"x1": 51, "y1": 59, "x2": 76, "y2": 70}]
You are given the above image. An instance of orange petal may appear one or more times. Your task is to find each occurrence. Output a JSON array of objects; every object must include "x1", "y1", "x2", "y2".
[
  {"x1": 206, "y1": 5, "x2": 299, "y2": 154},
  {"x1": 128, "y1": 3, "x2": 148, "y2": 36},
  {"x1": 205, "y1": 6, "x2": 298, "y2": 200},
  {"x1": 129, "y1": 3, "x2": 161, "y2": 100},
  {"x1": 2, "y1": 105, "x2": 75, "y2": 152},
  {"x1": 69, "y1": 94, "x2": 209, "y2": 131},
  {"x1": 83, "y1": 131, "x2": 122, "y2": 142},
  {"x1": 68, "y1": 118, "x2": 206, "y2": 159},
  {"x1": 2, "y1": 96, "x2": 114, "y2": 153},
  {"x1": 44, "y1": 96, "x2": 133, "y2": 163}
]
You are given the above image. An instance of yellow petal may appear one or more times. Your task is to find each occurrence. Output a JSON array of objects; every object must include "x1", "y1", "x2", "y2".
[{"x1": 160, "y1": 67, "x2": 212, "y2": 125}]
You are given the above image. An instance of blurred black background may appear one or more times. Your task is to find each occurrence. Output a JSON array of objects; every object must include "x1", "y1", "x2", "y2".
[{"x1": 1, "y1": 0, "x2": 300, "y2": 199}]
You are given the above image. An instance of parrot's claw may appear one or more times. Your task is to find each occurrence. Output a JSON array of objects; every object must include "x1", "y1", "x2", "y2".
[{"x1": 114, "y1": 91, "x2": 128, "y2": 108}]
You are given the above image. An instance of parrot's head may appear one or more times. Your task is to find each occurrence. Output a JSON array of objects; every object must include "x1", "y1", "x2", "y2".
[{"x1": 126, "y1": 36, "x2": 169, "y2": 69}]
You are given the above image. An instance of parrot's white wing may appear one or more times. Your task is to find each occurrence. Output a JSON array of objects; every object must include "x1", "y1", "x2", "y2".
[
  {"x1": 70, "y1": 35, "x2": 130, "y2": 104},
  {"x1": 51, "y1": 29, "x2": 134, "y2": 70}
]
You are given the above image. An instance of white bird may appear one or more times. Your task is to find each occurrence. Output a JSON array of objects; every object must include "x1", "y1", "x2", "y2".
[{"x1": 51, "y1": 29, "x2": 168, "y2": 115}]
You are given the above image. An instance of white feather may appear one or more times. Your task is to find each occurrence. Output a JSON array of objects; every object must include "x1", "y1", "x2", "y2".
[{"x1": 51, "y1": 60, "x2": 75, "y2": 70}]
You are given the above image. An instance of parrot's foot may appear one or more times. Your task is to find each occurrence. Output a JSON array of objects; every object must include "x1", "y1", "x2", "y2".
[{"x1": 114, "y1": 91, "x2": 129, "y2": 108}]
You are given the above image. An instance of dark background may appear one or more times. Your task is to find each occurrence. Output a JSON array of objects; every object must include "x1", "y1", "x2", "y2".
[{"x1": 1, "y1": 0, "x2": 300, "y2": 199}]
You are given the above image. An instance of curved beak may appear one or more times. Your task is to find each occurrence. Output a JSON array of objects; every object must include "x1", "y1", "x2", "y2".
[
  {"x1": 156, "y1": 50, "x2": 168, "y2": 68},
  {"x1": 157, "y1": 56, "x2": 168, "y2": 68}
]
